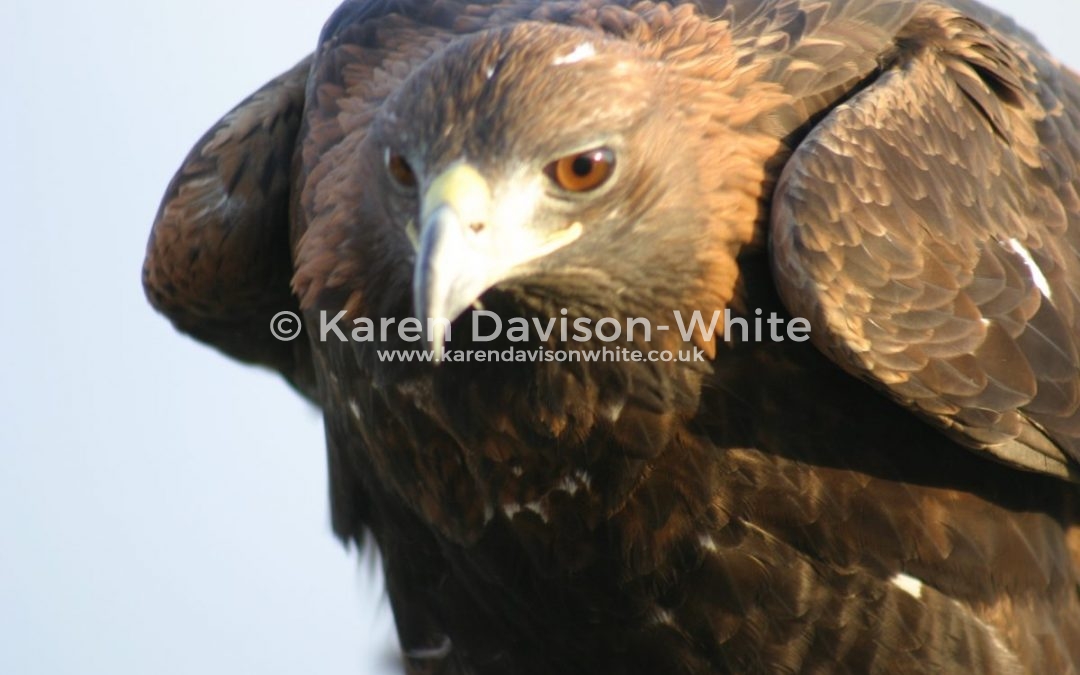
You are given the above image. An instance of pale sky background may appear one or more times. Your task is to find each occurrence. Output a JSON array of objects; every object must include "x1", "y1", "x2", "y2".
[{"x1": 3, "y1": 1, "x2": 1078, "y2": 674}]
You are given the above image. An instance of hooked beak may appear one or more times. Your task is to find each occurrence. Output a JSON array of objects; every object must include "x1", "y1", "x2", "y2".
[{"x1": 412, "y1": 163, "x2": 581, "y2": 361}]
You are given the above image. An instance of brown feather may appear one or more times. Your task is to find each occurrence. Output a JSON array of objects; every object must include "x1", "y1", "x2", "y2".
[{"x1": 145, "y1": 1, "x2": 1080, "y2": 673}]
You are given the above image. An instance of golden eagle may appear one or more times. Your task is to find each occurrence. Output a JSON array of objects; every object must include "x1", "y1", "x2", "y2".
[{"x1": 144, "y1": 0, "x2": 1080, "y2": 672}]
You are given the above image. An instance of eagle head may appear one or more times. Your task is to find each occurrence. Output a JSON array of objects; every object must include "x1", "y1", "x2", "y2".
[{"x1": 290, "y1": 20, "x2": 779, "y2": 545}]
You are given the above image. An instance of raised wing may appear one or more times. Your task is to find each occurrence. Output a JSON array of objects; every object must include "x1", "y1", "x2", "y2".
[
  {"x1": 771, "y1": 3, "x2": 1080, "y2": 479},
  {"x1": 143, "y1": 57, "x2": 317, "y2": 401}
]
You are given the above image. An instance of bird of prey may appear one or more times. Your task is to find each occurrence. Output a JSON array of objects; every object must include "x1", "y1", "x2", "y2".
[{"x1": 144, "y1": 0, "x2": 1080, "y2": 672}]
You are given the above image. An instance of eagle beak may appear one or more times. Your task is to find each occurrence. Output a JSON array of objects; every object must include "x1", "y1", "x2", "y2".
[
  {"x1": 414, "y1": 164, "x2": 504, "y2": 362},
  {"x1": 413, "y1": 163, "x2": 583, "y2": 362}
]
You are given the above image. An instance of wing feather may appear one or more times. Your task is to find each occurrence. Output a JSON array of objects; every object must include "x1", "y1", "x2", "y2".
[
  {"x1": 771, "y1": 4, "x2": 1080, "y2": 479},
  {"x1": 143, "y1": 57, "x2": 317, "y2": 400}
]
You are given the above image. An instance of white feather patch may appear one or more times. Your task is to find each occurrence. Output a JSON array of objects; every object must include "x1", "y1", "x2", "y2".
[
  {"x1": 1006, "y1": 238, "x2": 1052, "y2": 299},
  {"x1": 890, "y1": 572, "x2": 924, "y2": 599},
  {"x1": 405, "y1": 635, "x2": 452, "y2": 661},
  {"x1": 552, "y1": 43, "x2": 595, "y2": 65}
]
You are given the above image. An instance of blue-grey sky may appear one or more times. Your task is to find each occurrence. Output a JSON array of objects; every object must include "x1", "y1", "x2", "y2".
[{"x1": 3, "y1": 1, "x2": 1078, "y2": 674}]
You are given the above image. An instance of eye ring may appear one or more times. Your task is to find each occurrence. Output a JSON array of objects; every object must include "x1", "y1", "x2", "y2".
[
  {"x1": 385, "y1": 149, "x2": 417, "y2": 188},
  {"x1": 545, "y1": 147, "x2": 615, "y2": 192}
]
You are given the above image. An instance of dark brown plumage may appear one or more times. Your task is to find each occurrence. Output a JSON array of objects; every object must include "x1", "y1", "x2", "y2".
[{"x1": 144, "y1": 0, "x2": 1080, "y2": 672}]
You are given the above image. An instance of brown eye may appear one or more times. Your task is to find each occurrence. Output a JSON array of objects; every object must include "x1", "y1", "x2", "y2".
[
  {"x1": 546, "y1": 147, "x2": 615, "y2": 192},
  {"x1": 385, "y1": 150, "x2": 417, "y2": 188}
]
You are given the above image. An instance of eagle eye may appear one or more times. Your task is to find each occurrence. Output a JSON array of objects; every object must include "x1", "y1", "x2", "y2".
[
  {"x1": 546, "y1": 147, "x2": 615, "y2": 192},
  {"x1": 385, "y1": 149, "x2": 417, "y2": 188}
]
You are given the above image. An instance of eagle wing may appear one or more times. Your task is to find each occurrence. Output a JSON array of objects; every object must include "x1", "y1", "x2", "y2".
[
  {"x1": 771, "y1": 3, "x2": 1080, "y2": 479},
  {"x1": 142, "y1": 56, "x2": 317, "y2": 401}
]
